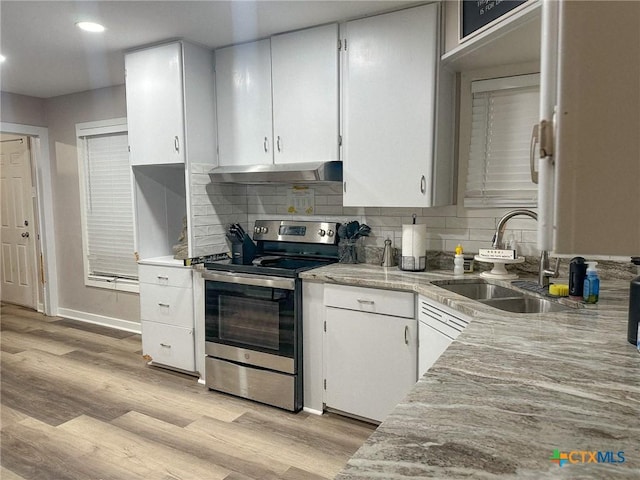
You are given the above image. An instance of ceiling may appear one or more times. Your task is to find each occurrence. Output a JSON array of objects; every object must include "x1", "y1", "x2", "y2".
[{"x1": 0, "y1": 0, "x2": 415, "y2": 99}]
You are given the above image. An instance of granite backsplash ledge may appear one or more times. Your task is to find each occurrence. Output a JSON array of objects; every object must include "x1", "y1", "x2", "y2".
[{"x1": 350, "y1": 246, "x2": 638, "y2": 281}]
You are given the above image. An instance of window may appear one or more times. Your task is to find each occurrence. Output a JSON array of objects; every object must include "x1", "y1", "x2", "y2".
[
  {"x1": 76, "y1": 118, "x2": 138, "y2": 292},
  {"x1": 464, "y1": 73, "x2": 540, "y2": 208}
]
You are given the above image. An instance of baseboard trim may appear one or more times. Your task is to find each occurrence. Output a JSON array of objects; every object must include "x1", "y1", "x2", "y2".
[
  {"x1": 303, "y1": 407, "x2": 324, "y2": 416},
  {"x1": 57, "y1": 308, "x2": 141, "y2": 334}
]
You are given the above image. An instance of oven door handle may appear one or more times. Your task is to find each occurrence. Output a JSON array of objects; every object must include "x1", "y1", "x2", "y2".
[{"x1": 201, "y1": 270, "x2": 296, "y2": 290}]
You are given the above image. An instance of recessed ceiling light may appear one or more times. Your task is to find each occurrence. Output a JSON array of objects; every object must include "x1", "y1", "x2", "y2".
[{"x1": 76, "y1": 21, "x2": 105, "y2": 33}]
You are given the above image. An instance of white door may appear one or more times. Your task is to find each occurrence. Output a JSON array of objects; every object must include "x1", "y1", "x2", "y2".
[
  {"x1": 538, "y1": 0, "x2": 640, "y2": 255},
  {"x1": 271, "y1": 23, "x2": 339, "y2": 164},
  {"x1": 215, "y1": 39, "x2": 273, "y2": 166},
  {"x1": 342, "y1": 4, "x2": 439, "y2": 207},
  {"x1": 125, "y1": 42, "x2": 185, "y2": 166},
  {"x1": 324, "y1": 308, "x2": 417, "y2": 422},
  {"x1": 1, "y1": 135, "x2": 37, "y2": 308}
]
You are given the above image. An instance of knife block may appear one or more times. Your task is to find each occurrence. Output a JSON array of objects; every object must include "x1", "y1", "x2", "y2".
[{"x1": 231, "y1": 236, "x2": 257, "y2": 265}]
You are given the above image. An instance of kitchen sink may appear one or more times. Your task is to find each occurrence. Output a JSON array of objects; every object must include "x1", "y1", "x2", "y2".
[
  {"x1": 431, "y1": 279, "x2": 575, "y2": 314},
  {"x1": 480, "y1": 296, "x2": 571, "y2": 313},
  {"x1": 431, "y1": 281, "x2": 522, "y2": 300}
]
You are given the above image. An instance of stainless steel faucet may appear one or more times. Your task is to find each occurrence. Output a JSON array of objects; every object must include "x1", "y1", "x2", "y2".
[{"x1": 492, "y1": 209, "x2": 560, "y2": 288}]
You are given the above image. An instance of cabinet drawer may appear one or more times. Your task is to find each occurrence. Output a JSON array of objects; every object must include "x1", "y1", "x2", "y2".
[
  {"x1": 139, "y1": 264, "x2": 193, "y2": 288},
  {"x1": 140, "y1": 284, "x2": 194, "y2": 328},
  {"x1": 141, "y1": 321, "x2": 195, "y2": 372},
  {"x1": 324, "y1": 284, "x2": 414, "y2": 318}
]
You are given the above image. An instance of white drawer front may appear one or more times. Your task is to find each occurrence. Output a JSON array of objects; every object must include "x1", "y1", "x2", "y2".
[
  {"x1": 324, "y1": 284, "x2": 414, "y2": 318},
  {"x1": 140, "y1": 284, "x2": 194, "y2": 328},
  {"x1": 139, "y1": 264, "x2": 193, "y2": 288},
  {"x1": 141, "y1": 321, "x2": 195, "y2": 372}
]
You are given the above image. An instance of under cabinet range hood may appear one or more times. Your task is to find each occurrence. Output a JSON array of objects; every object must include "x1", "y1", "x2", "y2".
[{"x1": 208, "y1": 161, "x2": 342, "y2": 184}]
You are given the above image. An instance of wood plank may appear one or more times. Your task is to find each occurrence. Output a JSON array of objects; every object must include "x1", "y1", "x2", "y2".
[
  {"x1": 111, "y1": 410, "x2": 290, "y2": 478},
  {"x1": 0, "y1": 330, "x2": 77, "y2": 356},
  {"x1": 186, "y1": 415, "x2": 353, "y2": 478},
  {"x1": 0, "y1": 354, "x2": 131, "y2": 426},
  {"x1": 0, "y1": 465, "x2": 28, "y2": 480},
  {"x1": 2, "y1": 417, "x2": 150, "y2": 480},
  {"x1": 232, "y1": 409, "x2": 373, "y2": 457},
  {"x1": 0, "y1": 404, "x2": 29, "y2": 429},
  {"x1": 58, "y1": 415, "x2": 231, "y2": 480},
  {"x1": 51, "y1": 318, "x2": 138, "y2": 339}
]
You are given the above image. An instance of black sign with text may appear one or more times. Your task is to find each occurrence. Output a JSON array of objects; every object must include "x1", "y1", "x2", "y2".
[{"x1": 461, "y1": 0, "x2": 527, "y2": 39}]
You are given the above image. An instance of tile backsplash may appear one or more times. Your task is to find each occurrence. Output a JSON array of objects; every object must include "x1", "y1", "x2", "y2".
[{"x1": 190, "y1": 168, "x2": 631, "y2": 278}]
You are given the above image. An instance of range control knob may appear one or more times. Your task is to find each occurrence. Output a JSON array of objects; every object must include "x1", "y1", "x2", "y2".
[
  {"x1": 318, "y1": 229, "x2": 326, "y2": 237},
  {"x1": 327, "y1": 229, "x2": 335, "y2": 237},
  {"x1": 254, "y1": 226, "x2": 260, "y2": 234},
  {"x1": 260, "y1": 226, "x2": 269, "y2": 234}
]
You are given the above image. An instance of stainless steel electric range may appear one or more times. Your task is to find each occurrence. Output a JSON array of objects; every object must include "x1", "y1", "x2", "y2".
[{"x1": 202, "y1": 219, "x2": 339, "y2": 411}]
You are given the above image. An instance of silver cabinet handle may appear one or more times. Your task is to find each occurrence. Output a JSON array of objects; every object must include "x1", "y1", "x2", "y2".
[
  {"x1": 160, "y1": 343, "x2": 171, "y2": 348},
  {"x1": 404, "y1": 326, "x2": 409, "y2": 345},
  {"x1": 156, "y1": 275, "x2": 169, "y2": 280},
  {"x1": 174, "y1": 136, "x2": 180, "y2": 153},
  {"x1": 357, "y1": 299, "x2": 375, "y2": 305},
  {"x1": 420, "y1": 175, "x2": 426, "y2": 194},
  {"x1": 276, "y1": 136, "x2": 282, "y2": 152},
  {"x1": 158, "y1": 303, "x2": 170, "y2": 308},
  {"x1": 263, "y1": 137, "x2": 269, "y2": 153},
  {"x1": 343, "y1": 182, "x2": 347, "y2": 193},
  {"x1": 530, "y1": 124, "x2": 539, "y2": 184}
]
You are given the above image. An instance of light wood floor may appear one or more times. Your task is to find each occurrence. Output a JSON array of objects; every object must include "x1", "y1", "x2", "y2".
[{"x1": 0, "y1": 303, "x2": 375, "y2": 480}]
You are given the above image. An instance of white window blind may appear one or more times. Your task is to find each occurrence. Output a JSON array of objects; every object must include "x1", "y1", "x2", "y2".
[
  {"x1": 77, "y1": 119, "x2": 137, "y2": 283},
  {"x1": 465, "y1": 74, "x2": 540, "y2": 208}
]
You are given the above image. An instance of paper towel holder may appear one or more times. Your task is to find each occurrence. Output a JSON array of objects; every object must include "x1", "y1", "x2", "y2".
[{"x1": 400, "y1": 214, "x2": 426, "y2": 271}]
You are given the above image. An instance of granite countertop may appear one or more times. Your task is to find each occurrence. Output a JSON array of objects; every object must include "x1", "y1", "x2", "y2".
[{"x1": 300, "y1": 264, "x2": 640, "y2": 479}]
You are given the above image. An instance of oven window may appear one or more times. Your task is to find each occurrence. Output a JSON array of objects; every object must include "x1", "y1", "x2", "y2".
[
  {"x1": 219, "y1": 295, "x2": 280, "y2": 350},
  {"x1": 204, "y1": 280, "x2": 296, "y2": 357}
]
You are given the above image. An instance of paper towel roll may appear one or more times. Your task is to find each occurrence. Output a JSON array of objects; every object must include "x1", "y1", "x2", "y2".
[{"x1": 401, "y1": 224, "x2": 427, "y2": 271}]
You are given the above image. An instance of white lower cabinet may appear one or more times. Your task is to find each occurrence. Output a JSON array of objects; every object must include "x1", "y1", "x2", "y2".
[
  {"x1": 141, "y1": 321, "x2": 195, "y2": 372},
  {"x1": 323, "y1": 284, "x2": 417, "y2": 423},
  {"x1": 139, "y1": 261, "x2": 196, "y2": 373}
]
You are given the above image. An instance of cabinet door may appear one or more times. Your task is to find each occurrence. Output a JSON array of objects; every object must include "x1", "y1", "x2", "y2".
[
  {"x1": 342, "y1": 4, "x2": 439, "y2": 207},
  {"x1": 539, "y1": 1, "x2": 640, "y2": 255},
  {"x1": 215, "y1": 39, "x2": 273, "y2": 166},
  {"x1": 271, "y1": 24, "x2": 339, "y2": 164},
  {"x1": 325, "y1": 308, "x2": 417, "y2": 422},
  {"x1": 125, "y1": 42, "x2": 185, "y2": 165}
]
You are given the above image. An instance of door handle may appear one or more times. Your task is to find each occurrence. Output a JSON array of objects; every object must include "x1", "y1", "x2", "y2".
[
  {"x1": 276, "y1": 136, "x2": 282, "y2": 152},
  {"x1": 530, "y1": 124, "x2": 539, "y2": 184},
  {"x1": 21, "y1": 232, "x2": 29, "y2": 238},
  {"x1": 404, "y1": 325, "x2": 409, "y2": 345},
  {"x1": 263, "y1": 137, "x2": 269, "y2": 153},
  {"x1": 174, "y1": 136, "x2": 180, "y2": 153},
  {"x1": 420, "y1": 175, "x2": 426, "y2": 194}
]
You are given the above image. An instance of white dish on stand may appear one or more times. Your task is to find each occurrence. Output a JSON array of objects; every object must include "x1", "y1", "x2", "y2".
[{"x1": 474, "y1": 255, "x2": 525, "y2": 280}]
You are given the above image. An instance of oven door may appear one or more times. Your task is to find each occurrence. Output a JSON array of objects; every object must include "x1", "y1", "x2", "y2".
[{"x1": 203, "y1": 271, "x2": 298, "y2": 374}]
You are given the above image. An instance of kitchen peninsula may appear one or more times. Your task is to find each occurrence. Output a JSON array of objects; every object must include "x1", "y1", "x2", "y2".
[{"x1": 301, "y1": 264, "x2": 640, "y2": 479}]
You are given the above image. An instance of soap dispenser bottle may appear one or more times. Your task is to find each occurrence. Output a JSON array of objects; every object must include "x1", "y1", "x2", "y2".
[
  {"x1": 583, "y1": 261, "x2": 600, "y2": 304},
  {"x1": 627, "y1": 257, "x2": 640, "y2": 346},
  {"x1": 454, "y1": 244, "x2": 464, "y2": 275}
]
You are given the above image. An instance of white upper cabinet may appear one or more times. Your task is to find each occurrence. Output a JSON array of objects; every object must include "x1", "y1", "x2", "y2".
[
  {"x1": 271, "y1": 24, "x2": 339, "y2": 164},
  {"x1": 215, "y1": 24, "x2": 339, "y2": 167},
  {"x1": 125, "y1": 41, "x2": 216, "y2": 166},
  {"x1": 538, "y1": 0, "x2": 640, "y2": 256},
  {"x1": 342, "y1": 4, "x2": 449, "y2": 207},
  {"x1": 215, "y1": 39, "x2": 273, "y2": 166},
  {"x1": 126, "y1": 42, "x2": 185, "y2": 165}
]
